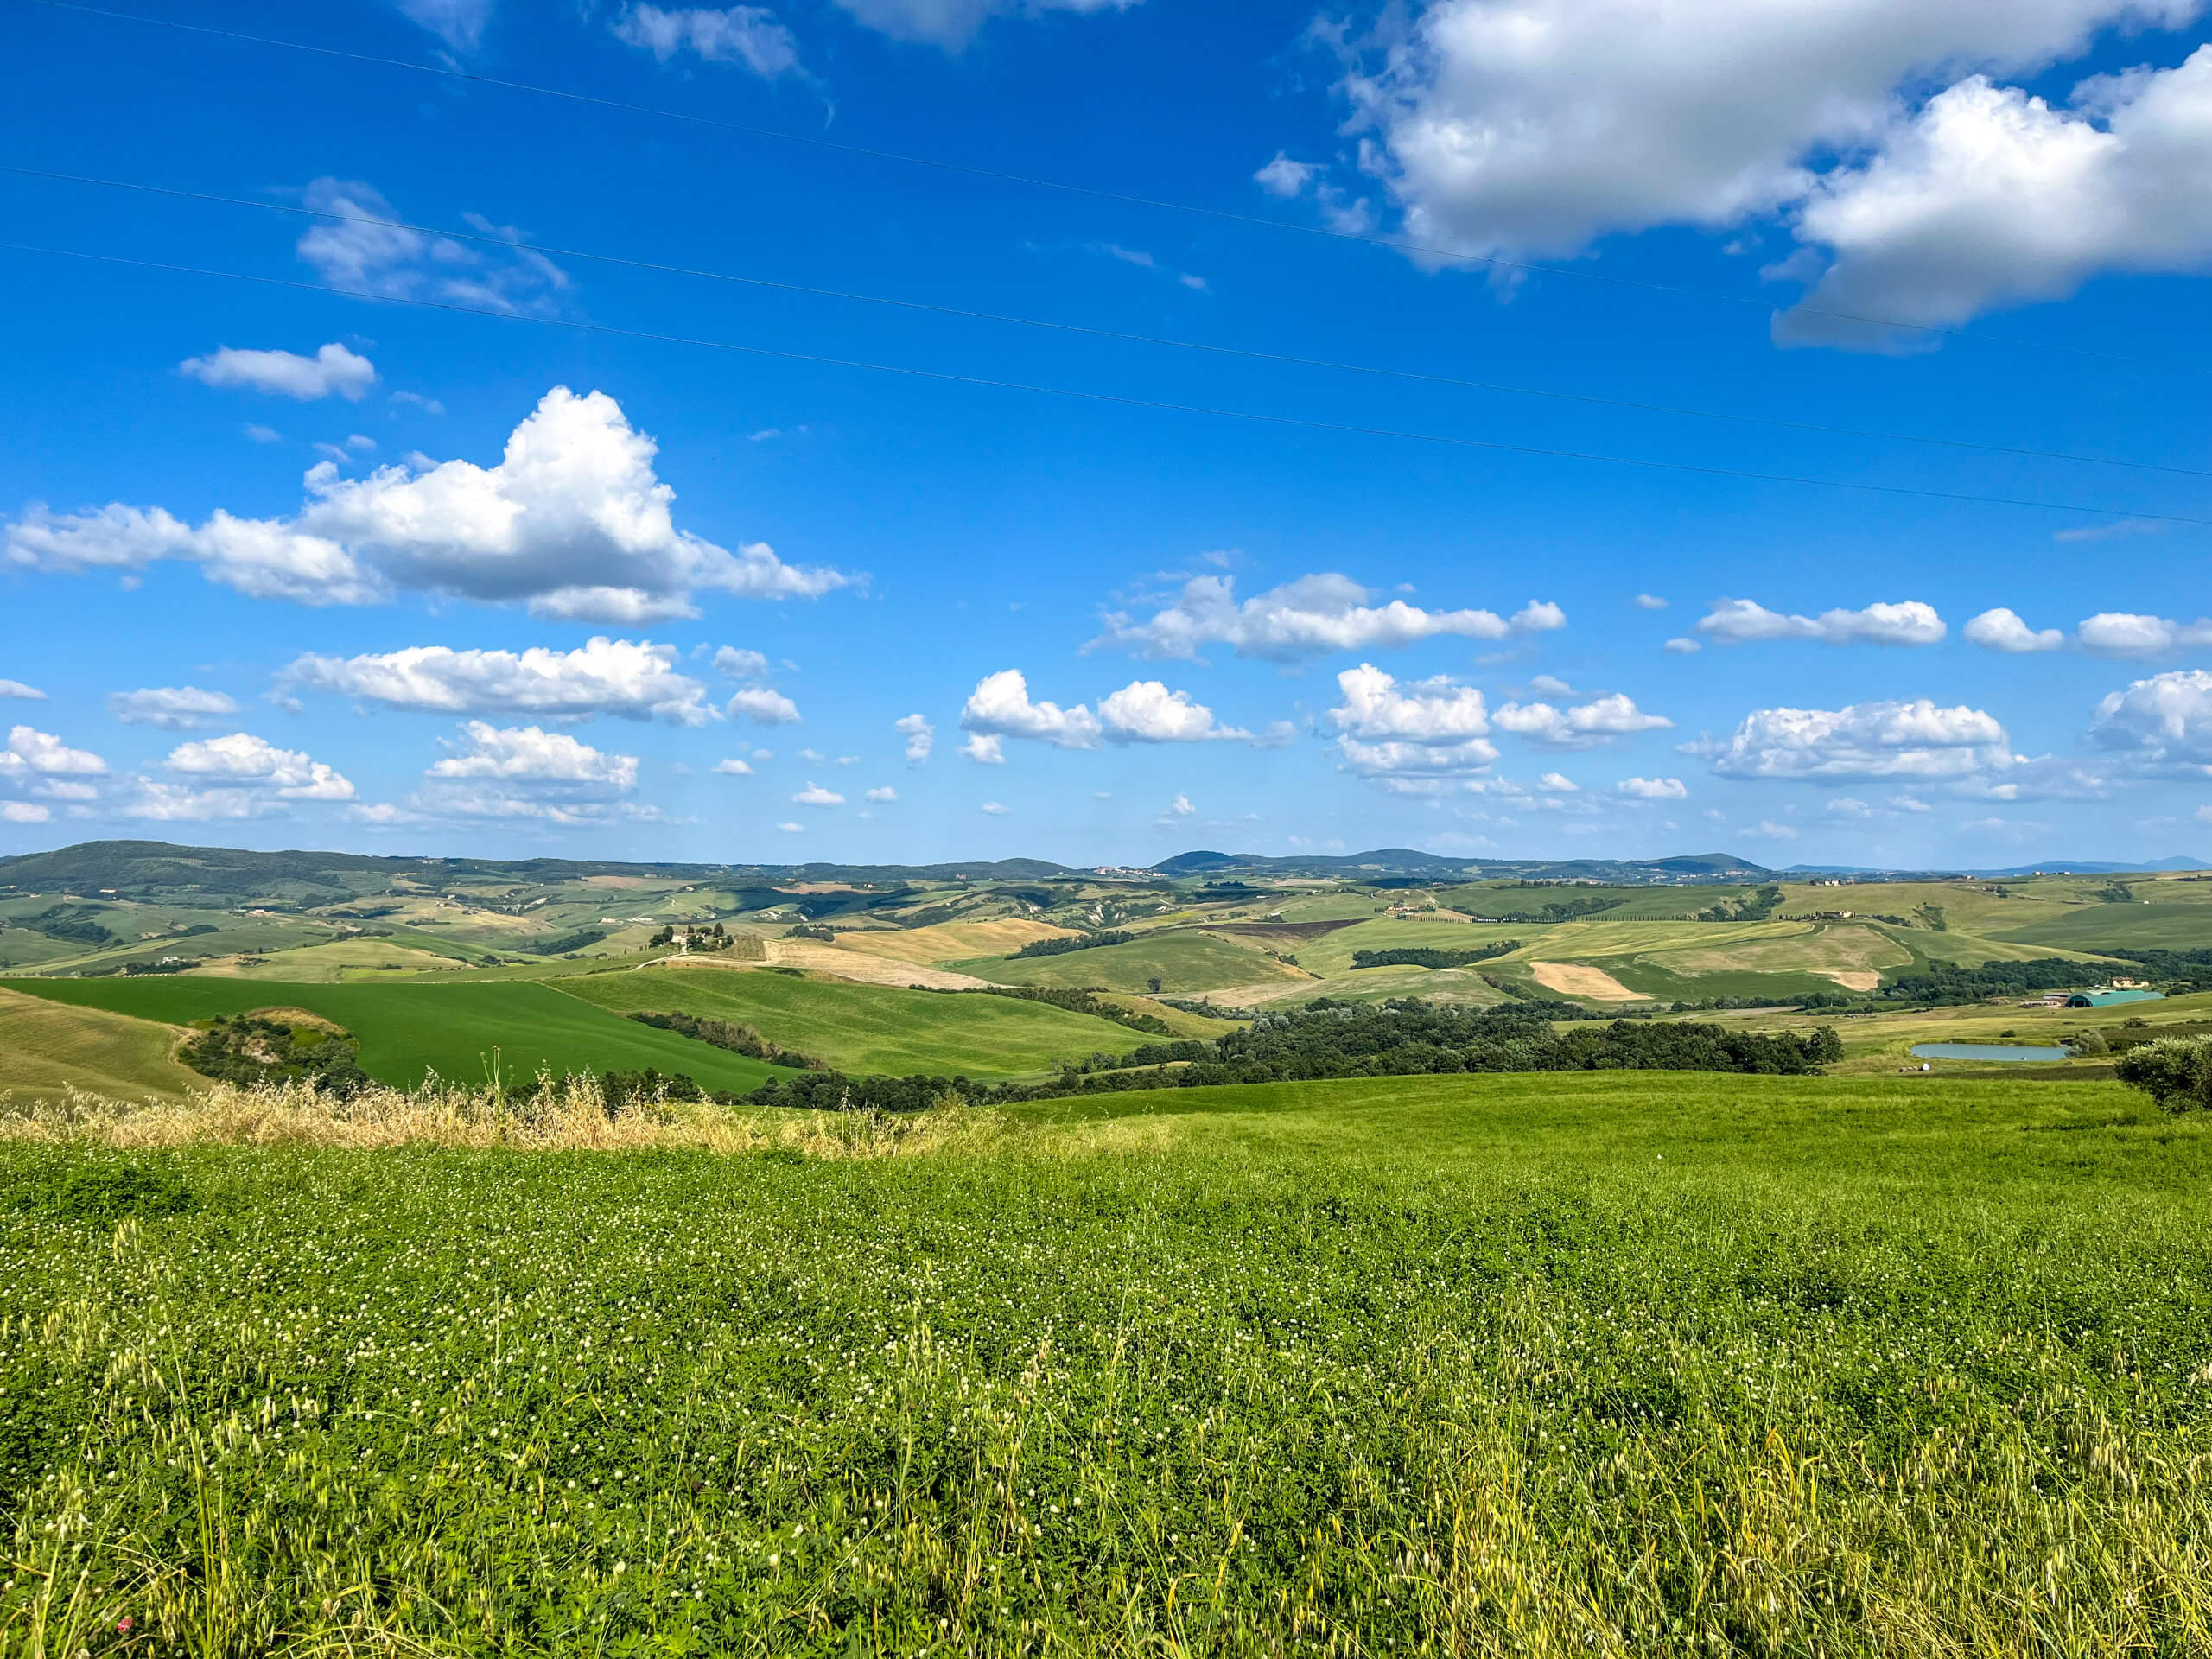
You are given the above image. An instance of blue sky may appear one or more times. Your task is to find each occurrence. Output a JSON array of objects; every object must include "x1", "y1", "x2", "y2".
[{"x1": 3, "y1": 0, "x2": 2211, "y2": 869}]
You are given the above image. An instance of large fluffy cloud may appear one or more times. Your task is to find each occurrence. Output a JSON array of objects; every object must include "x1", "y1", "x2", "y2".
[
  {"x1": 123, "y1": 732, "x2": 353, "y2": 820},
  {"x1": 2089, "y1": 669, "x2": 2212, "y2": 768},
  {"x1": 1701, "y1": 698, "x2": 2013, "y2": 780},
  {"x1": 1782, "y1": 49, "x2": 2212, "y2": 346},
  {"x1": 1096, "y1": 681, "x2": 1256, "y2": 743},
  {"x1": 278, "y1": 638, "x2": 716, "y2": 726},
  {"x1": 0, "y1": 725, "x2": 106, "y2": 785},
  {"x1": 180, "y1": 343, "x2": 377, "y2": 402},
  {"x1": 1962, "y1": 607, "x2": 2212, "y2": 655},
  {"x1": 1327, "y1": 662, "x2": 1498, "y2": 778},
  {"x1": 8, "y1": 389, "x2": 850, "y2": 621},
  {"x1": 960, "y1": 669, "x2": 1103, "y2": 758},
  {"x1": 957, "y1": 670, "x2": 1274, "y2": 759},
  {"x1": 1963, "y1": 607, "x2": 2067, "y2": 652},
  {"x1": 1697, "y1": 598, "x2": 1946, "y2": 646},
  {"x1": 1091, "y1": 574, "x2": 1562, "y2": 662},
  {"x1": 1306, "y1": 0, "x2": 2208, "y2": 340}
]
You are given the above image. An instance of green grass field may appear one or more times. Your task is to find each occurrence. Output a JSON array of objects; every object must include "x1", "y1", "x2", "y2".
[
  {"x1": 3, "y1": 1071, "x2": 2209, "y2": 1653},
  {"x1": 552, "y1": 964, "x2": 1144, "y2": 1078},
  {"x1": 953, "y1": 928, "x2": 1303, "y2": 994},
  {"x1": 1999, "y1": 902, "x2": 2212, "y2": 951},
  {"x1": 0, "y1": 978, "x2": 793, "y2": 1093}
]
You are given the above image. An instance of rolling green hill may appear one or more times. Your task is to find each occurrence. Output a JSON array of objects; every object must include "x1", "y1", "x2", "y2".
[
  {"x1": 0, "y1": 979, "x2": 793, "y2": 1093},
  {"x1": 953, "y1": 929, "x2": 1304, "y2": 994},
  {"x1": 1998, "y1": 904, "x2": 2212, "y2": 952},
  {"x1": 552, "y1": 966, "x2": 1141, "y2": 1079}
]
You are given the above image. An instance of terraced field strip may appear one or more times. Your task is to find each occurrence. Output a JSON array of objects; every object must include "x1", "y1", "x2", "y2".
[
  {"x1": 953, "y1": 928, "x2": 1306, "y2": 995},
  {"x1": 0, "y1": 978, "x2": 793, "y2": 1093},
  {"x1": 555, "y1": 963, "x2": 1141, "y2": 1078},
  {"x1": 827, "y1": 918, "x2": 1077, "y2": 965}
]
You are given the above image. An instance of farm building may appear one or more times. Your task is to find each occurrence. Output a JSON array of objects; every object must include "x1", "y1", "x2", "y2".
[{"x1": 2063, "y1": 988, "x2": 2166, "y2": 1008}]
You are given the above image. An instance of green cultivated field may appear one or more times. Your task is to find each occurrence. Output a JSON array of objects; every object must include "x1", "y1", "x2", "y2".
[
  {"x1": 555, "y1": 964, "x2": 1142, "y2": 1078},
  {"x1": 2000, "y1": 902, "x2": 2212, "y2": 951},
  {"x1": 3, "y1": 1072, "x2": 2209, "y2": 1652},
  {"x1": 0, "y1": 978, "x2": 791, "y2": 1093},
  {"x1": 956, "y1": 928, "x2": 1301, "y2": 993}
]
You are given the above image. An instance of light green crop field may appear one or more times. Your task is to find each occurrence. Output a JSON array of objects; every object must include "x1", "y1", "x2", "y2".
[
  {"x1": 0, "y1": 985, "x2": 202, "y2": 1103},
  {"x1": 0, "y1": 978, "x2": 792, "y2": 1093},
  {"x1": 2000, "y1": 902, "x2": 2212, "y2": 951},
  {"x1": 954, "y1": 928, "x2": 1305, "y2": 994},
  {"x1": 3, "y1": 1071, "x2": 2209, "y2": 1654},
  {"x1": 553, "y1": 964, "x2": 1143, "y2": 1078}
]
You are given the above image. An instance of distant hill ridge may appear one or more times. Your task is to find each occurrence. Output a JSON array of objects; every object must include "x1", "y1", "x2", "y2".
[{"x1": 0, "y1": 840, "x2": 2201, "y2": 898}]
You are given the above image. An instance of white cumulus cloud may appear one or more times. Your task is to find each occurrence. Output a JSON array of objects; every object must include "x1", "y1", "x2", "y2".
[
  {"x1": 830, "y1": 0, "x2": 1135, "y2": 49},
  {"x1": 980, "y1": 799, "x2": 1010, "y2": 814},
  {"x1": 280, "y1": 638, "x2": 715, "y2": 725},
  {"x1": 1493, "y1": 691, "x2": 1671, "y2": 748},
  {"x1": 1327, "y1": 662, "x2": 1497, "y2": 779},
  {"x1": 296, "y1": 178, "x2": 568, "y2": 315},
  {"x1": 1097, "y1": 681, "x2": 1255, "y2": 743},
  {"x1": 1091, "y1": 573, "x2": 1562, "y2": 662},
  {"x1": 180, "y1": 343, "x2": 377, "y2": 402},
  {"x1": 1616, "y1": 775, "x2": 1688, "y2": 799},
  {"x1": 0, "y1": 679, "x2": 46, "y2": 701},
  {"x1": 865, "y1": 785, "x2": 897, "y2": 803},
  {"x1": 1964, "y1": 607, "x2": 2068, "y2": 652},
  {"x1": 960, "y1": 670, "x2": 1103, "y2": 752},
  {"x1": 2076, "y1": 612, "x2": 2212, "y2": 658},
  {"x1": 1697, "y1": 598, "x2": 1946, "y2": 646},
  {"x1": 2088, "y1": 669, "x2": 2212, "y2": 768},
  {"x1": 793, "y1": 782, "x2": 844, "y2": 805},
  {"x1": 163, "y1": 732, "x2": 353, "y2": 799},
  {"x1": 0, "y1": 725, "x2": 106, "y2": 785},
  {"x1": 415, "y1": 721, "x2": 641, "y2": 825},
  {"x1": 613, "y1": 5, "x2": 803, "y2": 76},
  {"x1": 728, "y1": 687, "x2": 802, "y2": 725},
  {"x1": 895, "y1": 713, "x2": 935, "y2": 763},
  {"x1": 1702, "y1": 698, "x2": 2012, "y2": 780},
  {"x1": 10, "y1": 389, "x2": 850, "y2": 621},
  {"x1": 1, "y1": 801, "x2": 49, "y2": 823},
  {"x1": 712, "y1": 757, "x2": 753, "y2": 775}
]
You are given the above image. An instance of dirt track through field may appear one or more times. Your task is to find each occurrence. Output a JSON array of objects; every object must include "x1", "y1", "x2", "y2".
[{"x1": 1530, "y1": 961, "x2": 1640, "y2": 1001}]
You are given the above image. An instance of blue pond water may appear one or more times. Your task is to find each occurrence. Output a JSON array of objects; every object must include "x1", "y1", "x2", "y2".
[{"x1": 1909, "y1": 1042, "x2": 2072, "y2": 1063}]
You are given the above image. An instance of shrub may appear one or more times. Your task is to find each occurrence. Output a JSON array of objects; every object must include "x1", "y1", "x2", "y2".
[{"x1": 2115, "y1": 1037, "x2": 2212, "y2": 1112}]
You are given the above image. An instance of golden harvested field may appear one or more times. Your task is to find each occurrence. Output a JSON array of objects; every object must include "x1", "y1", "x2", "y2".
[
  {"x1": 1529, "y1": 961, "x2": 1641, "y2": 1000},
  {"x1": 1662, "y1": 923, "x2": 1913, "y2": 986},
  {"x1": 830, "y1": 918, "x2": 1077, "y2": 964},
  {"x1": 0, "y1": 984, "x2": 200, "y2": 1103}
]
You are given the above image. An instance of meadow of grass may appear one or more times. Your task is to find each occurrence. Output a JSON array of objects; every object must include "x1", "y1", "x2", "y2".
[
  {"x1": 3, "y1": 1068, "x2": 2210, "y2": 1654},
  {"x1": 1999, "y1": 902, "x2": 2212, "y2": 951},
  {"x1": 953, "y1": 929, "x2": 1304, "y2": 995},
  {"x1": 0, "y1": 987, "x2": 201, "y2": 1103},
  {"x1": 0, "y1": 978, "x2": 793, "y2": 1095},
  {"x1": 554, "y1": 964, "x2": 1142, "y2": 1078}
]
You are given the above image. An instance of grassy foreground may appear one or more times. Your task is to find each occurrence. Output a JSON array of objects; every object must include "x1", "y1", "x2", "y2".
[{"x1": 3, "y1": 1072, "x2": 2210, "y2": 1655}]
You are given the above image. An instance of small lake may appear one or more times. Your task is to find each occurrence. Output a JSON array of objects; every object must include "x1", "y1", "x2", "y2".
[{"x1": 1910, "y1": 1042, "x2": 2073, "y2": 1063}]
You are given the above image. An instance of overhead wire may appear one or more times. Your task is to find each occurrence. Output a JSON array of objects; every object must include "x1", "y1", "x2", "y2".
[
  {"x1": 10, "y1": 0, "x2": 2190, "y2": 374},
  {"x1": 6, "y1": 162, "x2": 2205, "y2": 482},
  {"x1": 2, "y1": 238, "x2": 2204, "y2": 528}
]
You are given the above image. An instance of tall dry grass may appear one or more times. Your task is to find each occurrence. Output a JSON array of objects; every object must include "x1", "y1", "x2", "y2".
[{"x1": 0, "y1": 1074, "x2": 1001, "y2": 1160}]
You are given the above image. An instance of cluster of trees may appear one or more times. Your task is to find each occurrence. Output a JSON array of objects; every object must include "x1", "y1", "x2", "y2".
[
  {"x1": 1696, "y1": 885, "x2": 1788, "y2": 924},
  {"x1": 178, "y1": 1015, "x2": 369, "y2": 1097},
  {"x1": 1350, "y1": 941, "x2": 1520, "y2": 971},
  {"x1": 742, "y1": 1000, "x2": 1843, "y2": 1113},
  {"x1": 2117, "y1": 1037, "x2": 2212, "y2": 1111},
  {"x1": 19, "y1": 905, "x2": 116, "y2": 946},
  {"x1": 2099, "y1": 948, "x2": 2212, "y2": 994},
  {"x1": 963, "y1": 985, "x2": 1173, "y2": 1035},
  {"x1": 785, "y1": 923, "x2": 836, "y2": 943},
  {"x1": 1878, "y1": 957, "x2": 2099, "y2": 1006},
  {"x1": 1012, "y1": 930, "x2": 1133, "y2": 959},
  {"x1": 534, "y1": 928, "x2": 606, "y2": 956},
  {"x1": 1465, "y1": 896, "x2": 1623, "y2": 925},
  {"x1": 626, "y1": 1010, "x2": 821, "y2": 1070},
  {"x1": 647, "y1": 923, "x2": 735, "y2": 951}
]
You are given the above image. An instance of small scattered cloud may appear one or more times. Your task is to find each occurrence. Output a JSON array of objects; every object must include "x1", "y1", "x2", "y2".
[
  {"x1": 1, "y1": 801, "x2": 51, "y2": 823},
  {"x1": 712, "y1": 758, "x2": 753, "y2": 775},
  {"x1": 1633, "y1": 594, "x2": 1669, "y2": 610},
  {"x1": 980, "y1": 800, "x2": 1010, "y2": 815},
  {"x1": 1697, "y1": 598, "x2": 1945, "y2": 647},
  {"x1": 1164, "y1": 792, "x2": 1195, "y2": 817},
  {"x1": 0, "y1": 679, "x2": 46, "y2": 701},
  {"x1": 1963, "y1": 607, "x2": 2066, "y2": 653},
  {"x1": 389, "y1": 391, "x2": 444, "y2": 416},
  {"x1": 896, "y1": 712, "x2": 934, "y2": 763},
  {"x1": 243, "y1": 424, "x2": 283, "y2": 444},
  {"x1": 613, "y1": 5, "x2": 804, "y2": 78},
  {"x1": 1663, "y1": 637, "x2": 1702, "y2": 654},
  {"x1": 412, "y1": 721, "x2": 641, "y2": 826},
  {"x1": 1493, "y1": 692, "x2": 1671, "y2": 750},
  {"x1": 2076, "y1": 613, "x2": 2212, "y2": 659},
  {"x1": 1616, "y1": 775, "x2": 1688, "y2": 799},
  {"x1": 1092, "y1": 573, "x2": 1561, "y2": 662},
  {"x1": 864, "y1": 785, "x2": 896, "y2": 803},
  {"x1": 1536, "y1": 772, "x2": 1579, "y2": 792},
  {"x1": 728, "y1": 686, "x2": 802, "y2": 725},
  {"x1": 181, "y1": 342, "x2": 376, "y2": 402},
  {"x1": 963, "y1": 734, "x2": 1003, "y2": 765},
  {"x1": 777, "y1": 820, "x2": 804, "y2": 833},
  {"x1": 108, "y1": 686, "x2": 240, "y2": 731},
  {"x1": 793, "y1": 781, "x2": 844, "y2": 806}
]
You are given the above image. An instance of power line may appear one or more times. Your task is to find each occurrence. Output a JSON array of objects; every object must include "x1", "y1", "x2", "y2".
[
  {"x1": 9, "y1": 163, "x2": 2205, "y2": 483},
  {"x1": 3, "y1": 237, "x2": 2203, "y2": 528},
  {"x1": 13, "y1": 0, "x2": 2185, "y2": 373}
]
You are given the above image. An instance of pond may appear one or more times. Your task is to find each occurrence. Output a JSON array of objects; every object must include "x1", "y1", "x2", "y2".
[{"x1": 1909, "y1": 1042, "x2": 2073, "y2": 1063}]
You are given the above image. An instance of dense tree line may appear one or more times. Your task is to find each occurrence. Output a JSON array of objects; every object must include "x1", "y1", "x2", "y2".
[
  {"x1": 533, "y1": 928, "x2": 606, "y2": 956},
  {"x1": 1878, "y1": 957, "x2": 2107, "y2": 1006},
  {"x1": 626, "y1": 1010, "x2": 822, "y2": 1070},
  {"x1": 743, "y1": 1000, "x2": 1843, "y2": 1113},
  {"x1": 1350, "y1": 941, "x2": 1520, "y2": 970},
  {"x1": 1011, "y1": 930, "x2": 1134, "y2": 958}
]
